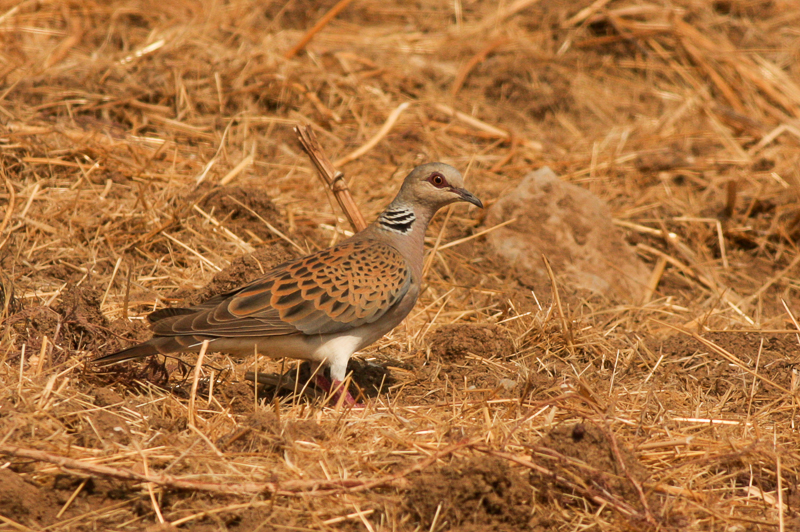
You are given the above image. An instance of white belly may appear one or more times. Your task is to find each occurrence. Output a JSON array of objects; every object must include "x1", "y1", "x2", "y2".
[{"x1": 210, "y1": 330, "x2": 371, "y2": 381}]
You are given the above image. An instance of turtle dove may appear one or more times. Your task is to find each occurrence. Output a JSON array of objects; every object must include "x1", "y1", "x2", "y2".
[{"x1": 93, "y1": 163, "x2": 483, "y2": 402}]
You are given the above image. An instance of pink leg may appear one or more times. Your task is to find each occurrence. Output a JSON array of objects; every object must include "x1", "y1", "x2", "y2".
[
  {"x1": 313, "y1": 373, "x2": 332, "y2": 392},
  {"x1": 313, "y1": 374, "x2": 360, "y2": 406}
]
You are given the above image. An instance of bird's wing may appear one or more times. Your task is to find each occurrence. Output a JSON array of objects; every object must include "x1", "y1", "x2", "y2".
[{"x1": 152, "y1": 239, "x2": 412, "y2": 337}]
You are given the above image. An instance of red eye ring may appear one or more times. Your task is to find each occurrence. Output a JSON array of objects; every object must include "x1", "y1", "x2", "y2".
[{"x1": 429, "y1": 172, "x2": 447, "y2": 188}]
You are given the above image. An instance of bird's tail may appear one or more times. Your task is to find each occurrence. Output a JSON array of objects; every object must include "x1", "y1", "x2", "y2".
[{"x1": 93, "y1": 342, "x2": 160, "y2": 366}]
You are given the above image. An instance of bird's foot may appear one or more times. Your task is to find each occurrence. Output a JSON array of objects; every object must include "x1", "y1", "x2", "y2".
[{"x1": 313, "y1": 374, "x2": 362, "y2": 407}]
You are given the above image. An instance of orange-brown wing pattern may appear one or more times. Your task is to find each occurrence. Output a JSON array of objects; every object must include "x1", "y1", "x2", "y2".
[{"x1": 153, "y1": 240, "x2": 411, "y2": 338}]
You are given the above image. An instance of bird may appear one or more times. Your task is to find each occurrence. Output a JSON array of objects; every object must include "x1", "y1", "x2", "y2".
[{"x1": 93, "y1": 162, "x2": 483, "y2": 403}]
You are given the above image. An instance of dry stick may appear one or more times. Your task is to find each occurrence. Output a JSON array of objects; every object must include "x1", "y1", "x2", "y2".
[
  {"x1": 226, "y1": 195, "x2": 306, "y2": 254},
  {"x1": 295, "y1": 125, "x2": 367, "y2": 232},
  {"x1": 642, "y1": 255, "x2": 667, "y2": 305},
  {"x1": 284, "y1": 0, "x2": 355, "y2": 59},
  {"x1": 636, "y1": 243, "x2": 752, "y2": 323},
  {"x1": 291, "y1": 82, "x2": 341, "y2": 122},
  {"x1": 187, "y1": 340, "x2": 210, "y2": 428},
  {"x1": 119, "y1": 186, "x2": 219, "y2": 253},
  {"x1": 253, "y1": 344, "x2": 258, "y2": 412},
  {"x1": 0, "y1": 513, "x2": 36, "y2": 532},
  {"x1": 49, "y1": 501, "x2": 132, "y2": 530},
  {"x1": 170, "y1": 499, "x2": 371, "y2": 528},
  {"x1": 781, "y1": 298, "x2": 800, "y2": 334},
  {"x1": 0, "y1": 439, "x2": 471, "y2": 497},
  {"x1": 599, "y1": 424, "x2": 657, "y2": 525},
  {"x1": 0, "y1": 167, "x2": 15, "y2": 235},
  {"x1": 437, "y1": 218, "x2": 516, "y2": 251},
  {"x1": 334, "y1": 102, "x2": 411, "y2": 167},
  {"x1": 562, "y1": 0, "x2": 613, "y2": 27},
  {"x1": 0, "y1": 168, "x2": 16, "y2": 253},
  {"x1": 724, "y1": 179, "x2": 737, "y2": 218},
  {"x1": 781, "y1": 297, "x2": 800, "y2": 430},
  {"x1": 0, "y1": 271, "x2": 13, "y2": 324},
  {"x1": 100, "y1": 257, "x2": 123, "y2": 309},
  {"x1": 489, "y1": 135, "x2": 519, "y2": 173},
  {"x1": 472, "y1": 0, "x2": 542, "y2": 32},
  {"x1": 35, "y1": 336, "x2": 48, "y2": 374},
  {"x1": 422, "y1": 205, "x2": 454, "y2": 278},
  {"x1": 141, "y1": 453, "x2": 165, "y2": 524},
  {"x1": 218, "y1": 153, "x2": 254, "y2": 186},
  {"x1": 776, "y1": 430, "x2": 785, "y2": 532},
  {"x1": 17, "y1": 344, "x2": 25, "y2": 396},
  {"x1": 451, "y1": 38, "x2": 509, "y2": 97},
  {"x1": 542, "y1": 254, "x2": 575, "y2": 355},
  {"x1": 122, "y1": 265, "x2": 132, "y2": 320},
  {"x1": 744, "y1": 339, "x2": 763, "y2": 436},
  {"x1": 171, "y1": 501, "x2": 271, "y2": 527},
  {"x1": 434, "y1": 103, "x2": 542, "y2": 150}
]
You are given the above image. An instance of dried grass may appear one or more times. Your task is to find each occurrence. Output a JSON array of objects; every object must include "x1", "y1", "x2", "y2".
[{"x1": 1, "y1": 0, "x2": 800, "y2": 530}]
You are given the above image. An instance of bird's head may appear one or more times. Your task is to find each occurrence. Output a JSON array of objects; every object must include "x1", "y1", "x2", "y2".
[{"x1": 398, "y1": 162, "x2": 483, "y2": 213}]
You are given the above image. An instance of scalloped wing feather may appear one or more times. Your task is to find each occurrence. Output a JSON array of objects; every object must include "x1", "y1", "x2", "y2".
[{"x1": 151, "y1": 239, "x2": 411, "y2": 338}]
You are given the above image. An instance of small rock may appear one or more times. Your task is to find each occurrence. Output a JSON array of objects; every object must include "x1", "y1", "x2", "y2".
[
  {"x1": 498, "y1": 378, "x2": 517, "y2": 391},
  {"x1": 484, "y1": 167, "x2": 649, "y2": 302}
]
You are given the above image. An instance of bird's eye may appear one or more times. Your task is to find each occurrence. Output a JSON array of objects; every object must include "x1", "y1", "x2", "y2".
[{"x1": 428, "y1": 172, "x2": 447, "y2": 188}]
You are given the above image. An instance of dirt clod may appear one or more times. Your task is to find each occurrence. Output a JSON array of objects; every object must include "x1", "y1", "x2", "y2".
[
  {"x1": 0, "y1": 468, "x2": 53, "y2": 524},
  {"x1": 93, "y1": 386, "x2": 124, "y2": 406},
  {"x1": 531, "y1": 423, "x2": 659, "y2": 519},
  {"x1": 405, "y1": 457, "x2": 532, "y2": 531},
  {"x1": 77, "y1": 410, "x2": 131, "y2": 448},
  {"x1": 428, "y1": 324, "x2": 514, "y2": 361}
]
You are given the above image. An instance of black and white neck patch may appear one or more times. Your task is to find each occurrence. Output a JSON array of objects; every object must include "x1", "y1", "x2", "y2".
[{"x1": 378, "y1": 207, "x2": 416, "y2": 234}]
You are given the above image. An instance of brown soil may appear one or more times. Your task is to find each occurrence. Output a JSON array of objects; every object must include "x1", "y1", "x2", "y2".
[
  {"x1": 428, "y1": 323, "x2": 515, "y2": 362},
  {"x1": 0, "y1": 468, "x2": 56, "y2": 525},
  {"x1": 653, "y1": 332, "x2": 799, "y2": 401},
  {"x1": 404, "y1": 456, "x2": 533, "y2": 531},
  {"x1": 215, "y1": 411, "x2": 327, "y2": 454},
  {"x1": 531, "y1": 423, "x2": 660, "y2": 524}
]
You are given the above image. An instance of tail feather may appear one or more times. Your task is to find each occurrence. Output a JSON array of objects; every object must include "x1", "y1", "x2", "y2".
[
  {"x1": 93, "y1": 342, "x2": 160, "y2": 366},
  {"x1": 147, "y1": 307, "x2": 196, "y2": 323}
]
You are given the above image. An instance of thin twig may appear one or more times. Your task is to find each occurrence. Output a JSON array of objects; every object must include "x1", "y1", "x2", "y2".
[
  {"x1": 334, "y1": 102, "x2": 411, "y2": 167},
  {"x1": 0, "y1": 166, "x2": 15, "y2": 235},
  {"x1": 437, "y1": 218, "x2": 517, "y2": 251},
  {"x1": 218, "y1": 154, "x2": 254, "y2": 186},
  {"x1": 599, "y1": 423, "x2": 658, "y2": 525},
  {"x1": 0, "y1": 166, "x2": 16, "y2": 252},
  {"x1": 188, "y1": 340, "x2": 209, "y2": 428},
  {"x1": 284, "y1": 0, "x2": 356, "y2": 59},
  {"x1": 542, "y1": 254, "x2": 575, "y2": 355},
  {"x1": 451, "y1": 39, "x2": 509, "y2": 97},
  {"x1": 295, "y1": 125, "x2": 367, "y2": 232}
]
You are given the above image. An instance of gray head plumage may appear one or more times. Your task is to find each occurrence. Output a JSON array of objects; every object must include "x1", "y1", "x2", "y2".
[{"x1": 390, "y1": 162, "x2": 483, "y2": 215}]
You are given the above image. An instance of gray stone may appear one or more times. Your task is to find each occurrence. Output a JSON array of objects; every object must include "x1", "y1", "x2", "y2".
[{"x1": 484, "y1": 167, "x2": 649, "y2": 302}]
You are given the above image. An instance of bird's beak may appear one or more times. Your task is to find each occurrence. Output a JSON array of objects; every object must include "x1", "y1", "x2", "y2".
[{"x1": 454, "y1": 188, "x2": 484, "y2": 209}]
